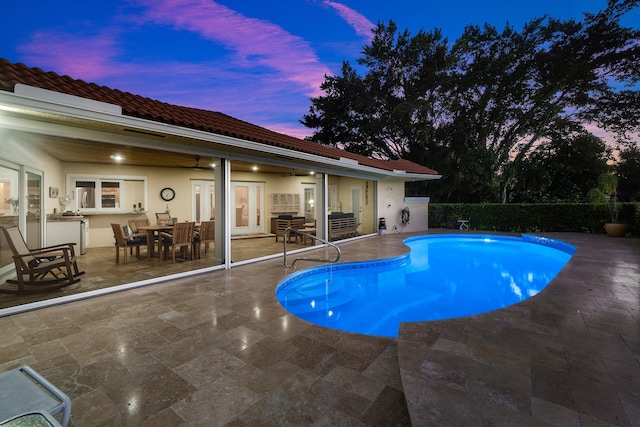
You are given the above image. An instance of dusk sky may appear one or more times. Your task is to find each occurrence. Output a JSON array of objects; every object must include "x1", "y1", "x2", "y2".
[{"x1": 2, "y1": 1, "x2": 638, "y2": 139}]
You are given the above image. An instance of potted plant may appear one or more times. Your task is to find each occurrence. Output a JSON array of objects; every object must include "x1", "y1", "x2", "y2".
[{"x1": 588, "y1": 172, "x2": 628, "y2": 237}]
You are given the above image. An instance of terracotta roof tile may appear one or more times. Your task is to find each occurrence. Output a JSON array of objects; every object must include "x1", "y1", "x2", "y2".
[{"x1": 0, "y1": 58, "x2": 438, "y2": 175}]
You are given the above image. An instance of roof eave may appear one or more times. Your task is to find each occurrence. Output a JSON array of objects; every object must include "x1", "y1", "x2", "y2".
[
  {"x1": 398, "y1": 173, "x2": 442, "y2": 181},
  {"x1": 0, "y1": 89, "x2": 441, "y2": 180}
]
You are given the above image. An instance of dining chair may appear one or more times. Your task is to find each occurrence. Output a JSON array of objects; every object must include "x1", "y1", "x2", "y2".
[
  {"x1": 111, "y1": 223, "x2": 147, "y2": 264},
  {"x1": 128, "y1": 218, "x2": 150, "y2": 235},
  {"x1": 160, "y1": 222, "x2": 195, "y2": 263},
  {"x1": 155, "y1": 212, "x2": 173, "y2": 226},
  {"x1": 127, "y1": 218, "x2": 150, "y2": 254},
  {"x1": 194, "y1": 220, "x2": 215, "y2": 259}
]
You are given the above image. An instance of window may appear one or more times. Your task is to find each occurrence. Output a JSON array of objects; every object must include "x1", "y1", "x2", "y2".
[{"x1": 67, "y1": 174, "x2": 147, "y2": 213}]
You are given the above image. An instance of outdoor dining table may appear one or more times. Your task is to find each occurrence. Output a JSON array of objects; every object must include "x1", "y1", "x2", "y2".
[
  {"x1": 137, "y1": 223, "x2": 201, "y2": 260},
  {"x1": 137, "y1": 225, "x2": 173, "y2": 259}
]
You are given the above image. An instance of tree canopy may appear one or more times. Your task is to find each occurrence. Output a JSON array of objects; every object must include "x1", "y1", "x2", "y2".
[
  {"x1": 302, "y1": 0, "x2": 640, "y2": 202},
  {"x1": 616, "y1": 145, "x2": 640, "y2": 201}
]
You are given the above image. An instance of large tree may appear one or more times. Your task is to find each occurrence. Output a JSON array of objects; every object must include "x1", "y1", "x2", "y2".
[
  {"x1": 616, "y1": 145, "x2": 640, "y2": 201},
  {"x1": 508, "y1": 132, "x2": 611, "y2": 202},
  {"x1": 303, "y1": 21, "x2": 450, "y2": 161},
  {"x1": 302, "y1": 0, "x2": 640, "y2": 202}
]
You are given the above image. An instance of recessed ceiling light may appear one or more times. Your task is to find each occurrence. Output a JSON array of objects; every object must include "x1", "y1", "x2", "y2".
[
  {"x1": 110, "y1": 154, "x2": 123, "y2": 162},
  {"x1": 252, "y1": 165, "x2": 258, "y2": 171}
]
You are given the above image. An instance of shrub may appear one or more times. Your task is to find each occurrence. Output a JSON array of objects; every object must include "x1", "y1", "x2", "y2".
[{"x1": 429, "y1": 203, "x2": 639, "y2": 236}]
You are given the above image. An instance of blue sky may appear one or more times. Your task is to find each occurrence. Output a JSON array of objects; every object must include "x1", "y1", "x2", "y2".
[{"x1": 2, "y1": 1, "x2": 638, "y2": 139}]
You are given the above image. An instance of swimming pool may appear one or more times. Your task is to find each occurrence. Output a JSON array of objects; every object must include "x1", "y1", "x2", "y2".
[{"x1": 276, "y1": 234, "x2": 575, "y2": 338}]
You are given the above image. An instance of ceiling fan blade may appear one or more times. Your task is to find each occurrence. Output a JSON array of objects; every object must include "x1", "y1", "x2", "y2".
[{"x1": 173, "y1": 155, "x2": 210, "y2": 169}]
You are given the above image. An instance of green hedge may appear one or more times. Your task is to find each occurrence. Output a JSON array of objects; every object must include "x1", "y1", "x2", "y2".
[{"x1": 428, "y1": 203, "x2": 640, "y2": 237}]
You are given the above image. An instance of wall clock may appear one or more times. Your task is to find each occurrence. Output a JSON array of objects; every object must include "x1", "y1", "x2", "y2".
[{"x1": 160, "y1": 187, "x2": 175, "y2": 201}]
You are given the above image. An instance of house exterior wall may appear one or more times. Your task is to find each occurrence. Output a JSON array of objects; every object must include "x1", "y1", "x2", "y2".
[
  {"x1": 377, "y1": 177, "x2": 430, "y2": 234},
  {"x1": 58, "y1": 162, "x2": 214, "y2": 247},
  {"x1": 3, "y1": 136, "x2": 432, "y2": 249},
  {"x1": 377, "y1": 177, "x2": 406, "y2": 232},
  {"x1": 401, "y1": 197, "x2": 430, "y2": 233}
]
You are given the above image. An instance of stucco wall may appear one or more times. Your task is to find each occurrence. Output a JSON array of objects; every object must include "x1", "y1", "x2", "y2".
[
  {"x1": 377, "y1": 178, "x2": 430, "y2": 234},
  {"x1": 377, "y1": 177, "x2": 406, "y2": 232},
  {"x1": 57, "y1": 163, "x2": 217, "y2": 247},
  {"x1": 397, "y1": 197, "x2": 430, "y2": 233}
]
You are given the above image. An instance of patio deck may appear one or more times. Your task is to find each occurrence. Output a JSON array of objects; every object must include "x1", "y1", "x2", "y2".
[
  {"x1": 399, "y1": 232, "x2": 640, "y2": 426},
  {"x1": 0, "y1": 231, "x2": 638, "y2": 426}
]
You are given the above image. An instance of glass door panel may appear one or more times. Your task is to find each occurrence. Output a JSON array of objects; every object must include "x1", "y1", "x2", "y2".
[
  {"x1": 351, "y1": 186, "x2": 362, "y2": 230},
  {"x1": 194, "y1": 183, "x2": 202, "y2": 222},
  {"x1": 0, "y1": 164, "x2": 19, "y2": 277},
  {"x1": 256, "y1": 186, "x2": 261, "y2": 227},
  {"x1": 235, "y1": 185, "x2": 249, "y2": 228},
  {"x1": 26, "y1": 171, "x2": 43, "y2": 248},
  {"x1": 192, "y1": 180, "x2": 215, "y2": 223},
  {"x1": 304, "y1": 186, "x2": 315, "y2": 223},
  {"x1": 209, "y1": 185, "x2": 215, "y2": 220},
  {"x1": 231, "y1": 182, "x2": 263, "y2": 235}
]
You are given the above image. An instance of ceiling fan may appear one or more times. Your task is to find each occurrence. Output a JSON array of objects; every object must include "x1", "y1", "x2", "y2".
[
  {"x1": 176, "y1": 156, "x2": 213, "y2": 170},
  {"x1": 281, "y1": 169, "x2": 310, "y2": 177}
]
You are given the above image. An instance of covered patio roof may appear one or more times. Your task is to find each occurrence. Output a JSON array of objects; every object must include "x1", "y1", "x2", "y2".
[{"x1": 0, "y1": 58, "x2": 440, "y2": 180}]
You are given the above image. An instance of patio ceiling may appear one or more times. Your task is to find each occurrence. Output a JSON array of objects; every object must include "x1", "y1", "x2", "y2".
[{"x1": 12, "y1": 130, "x2": 317, "y2": 175}]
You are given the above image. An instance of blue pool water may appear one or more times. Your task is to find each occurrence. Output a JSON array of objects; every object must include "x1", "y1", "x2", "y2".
[{"x1": 276, "y1": 234, "x2": 575, "y2": 338}]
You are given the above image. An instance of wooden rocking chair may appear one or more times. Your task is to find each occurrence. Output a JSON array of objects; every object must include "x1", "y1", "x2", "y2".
[{"x1": 0, "y1": 226, "x2": 84, "y2": 294}]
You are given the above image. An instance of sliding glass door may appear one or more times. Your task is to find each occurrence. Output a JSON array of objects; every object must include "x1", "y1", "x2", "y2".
[
  {"x1": 0, "y1": 161, "x2": 20, "y2": 278},
  {"x1": 0, "y1": 161, "x2": 44, "y2": 278}
]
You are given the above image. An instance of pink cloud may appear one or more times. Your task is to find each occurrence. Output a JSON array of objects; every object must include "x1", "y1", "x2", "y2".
[
  {"x1": 14, "y1": 1, "x2": 335, "y2": 138},
  {"x1": 322, "y1": 0, "x2": 374, "y2": 41},
  {"x1": 265, "y1": 123, "x2": 313, "y2": 140},
  {"x1": 582, "y1": 122, "x2": 618, "y2": 147},
  {"x1": 18, "y1": 30, "x2": 122, "y2": 81},
  {"x1": 16, "y1": 34, "x2": 315, "y2": 137},
  {"x1": 132, "y1": 0, "x2": 331, "y2": 96}
]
